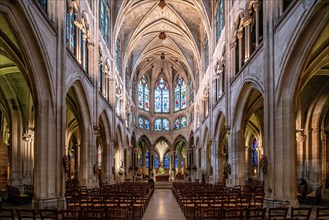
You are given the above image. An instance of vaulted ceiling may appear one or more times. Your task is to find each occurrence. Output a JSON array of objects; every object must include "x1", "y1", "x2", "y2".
[{"x1": 115, "y1": 0, "x2": 210, "y2": 85}]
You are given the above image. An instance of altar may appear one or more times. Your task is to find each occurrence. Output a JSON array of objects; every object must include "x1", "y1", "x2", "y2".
[{"x1": 155, "y1": 173, "x2": 170, "y2": 181}]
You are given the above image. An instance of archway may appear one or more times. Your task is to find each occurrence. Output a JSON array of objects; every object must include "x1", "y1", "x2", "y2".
[
  {"x1": 97, "y1": 111, "x2": 111, "y2": 184},
  {"x1": 242, "y1": 89, "x2": 264, "y2": 184},
  {"x1": 137, "y1": 136, "x2": 151, "y2": 177},
  {"x1": 294, "y1": 24, "x2": 329, "y2": 194},
  {"x1": 214, "y1": 112, "x2": 228, "y2": 184},
  {"x1": 173, "y1": 136, "x2": 187, "y2": 180}
]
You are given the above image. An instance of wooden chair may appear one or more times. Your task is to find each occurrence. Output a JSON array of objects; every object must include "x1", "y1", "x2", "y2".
[
  {"x1": 16, "y1": 209, "x2": 36, "y2": 220},
  {"x1": 290, "y1": 207, "x2": 312, "y2": 220},
  {"x1": 247, "y1": 207, "x2": 266, "y2": 220},
  {"x1": 306, "y1": 184, "x2": 322, "y2": 204},
  {"x1": 107, "y1": 208, "x2": 127, "y2": 220},
  {"x1": 39, "y1": 209, "x2": 58, "y2": 220},
  {"x1": 316, "y1": 207, "x2": 329, "y2": 220},
  {"x1": 222, "y1": 208, "x2": 243, "y2": 220},
  {"x1": 269, "y1": 207, "x2": 289, "y2": 220},
  {"x1": 201, "y1": 208, "x2": 221, "y2": 220},
  {"x1": 0, "y1": 208, "x2": 15, "y2": 220},
  {"x1": 61, "y1": 209, "x2": 81, "y2": 220},
  {"x1": 84, "y1": 209, "x2": 105, "y2": 220}
]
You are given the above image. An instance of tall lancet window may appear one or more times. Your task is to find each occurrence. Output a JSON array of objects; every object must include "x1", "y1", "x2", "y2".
[
  {"x1": 138, "y1": 75, "x2": 150, "y2": 111},
  {"x1": 154, "y1": 75, "x2": 169, "y2": 113},
  {"x1": 174, "y1": 75, "x2": 187, "y2": 112}
]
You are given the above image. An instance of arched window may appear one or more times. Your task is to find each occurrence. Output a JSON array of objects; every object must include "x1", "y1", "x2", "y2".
[
  {"x1": 154, "y1": 152, "x2": 159, "y2": 169},
  {"x1": 66, "y1": 1, "x2": 76, "y2": 54},
  {"x1": 154, "y1": 76, "x2": 169, "y2": 113},
  {"x1": 38, "y1": 0, "x2": 47, "y2": 12},
  {"x1": 154, "y1": 118, "x2": 169, "y2": 131},
  {"x1": 138, "y1": 116, "x2": 144, "y2": 129},
  {"x1": 164, "y1": 152, "x2": 170, "y2": 169},
  {"x1": 99, "y1": 0, "x2": 109, "y2": 45},
  {"x1": 174, "y1": 75, "x2": 187, "y2": 111},
  {"x1": 138, "y1": 76, "x2": 150, "y2": 111},
  {"x1": 146, "y1": 151, "x2": 149, "y2": 168}
]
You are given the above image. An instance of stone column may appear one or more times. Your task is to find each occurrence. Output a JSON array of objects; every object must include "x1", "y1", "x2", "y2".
[
  {"x1": 237, "y1": 31, "x2": 243, "y2": 70},
  {"x1": 253, "y1": 2, "x2": 261, "y2": 46},
  {"x1": 244, "y1": 18, "x2": 252, "y2": 61},
  {"x1": 311, "y1": 128, "x2": 321, "y2": 185}
]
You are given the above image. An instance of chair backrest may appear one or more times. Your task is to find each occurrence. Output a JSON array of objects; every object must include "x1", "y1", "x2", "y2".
[
  {"x1": 107, "y1": 208, "x2": 127, "y2": 220},
  {"x1": 16, "y1": 209, "x2": 36, "y2": 220},
  {"x1": 316, "y1": 207, "x2": 329, "y2": 219},
  {"x1": 269, "y1": 207, "x2": 289, "y2": 220},
  {"x1": 39, "y1": 209, "x2": 58, "y2": 220},
  {"x1": 247, "y1": 207, "x2": 266, "y2": 219},
  {"x1": 291, "y1": 207, "x2": 312, "y2": 220},
  {"x1": 0, "y1": 208, "x2": 15, "y2": 220},
  {"x1": 61, "y1": 209, "x2": 81, "y2": 220},
  {"x1": 84, "y1": 209, "x2": 105, "y2": 220}
]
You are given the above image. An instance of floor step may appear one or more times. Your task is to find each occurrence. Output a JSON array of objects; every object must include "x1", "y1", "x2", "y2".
[{"x1": 154, "y1": 182, "x2": 173, "y2": 189}]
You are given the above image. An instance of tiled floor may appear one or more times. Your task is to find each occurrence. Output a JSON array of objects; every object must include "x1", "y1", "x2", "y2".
[{"x1": 143, "y1": 189, "x2": 185, "y2": 220}]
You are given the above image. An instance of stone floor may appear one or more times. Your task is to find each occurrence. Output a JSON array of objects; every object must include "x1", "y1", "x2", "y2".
[{"x1": 143, "y1": 189, "x2": 185, "y2": 220}]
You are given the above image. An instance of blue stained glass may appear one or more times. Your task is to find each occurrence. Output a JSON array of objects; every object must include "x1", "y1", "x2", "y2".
[
  {"x1": 145, "y1": 85, "x2": 149, "y2": 111},
  {"x1": 70, "y1": 13, "x2": 76, "y2": 53},
  {"x1": 154, "y1": 152, "x2": 159, "y2": 168},
  {"x1": 219, "y1": 0, "x2": 224, "y2": 35},
  {"x1": 190, "y1": 78, "x2": 194, "y2": 104},
  {"x1": 181, "y1": 80, "x2": 186, "y2": 109},
  {"x1": 99, "y1": 1, "x2": 105, "y2": 36},
  {"x1": 174, "y1": 118, "x2": 180, "y2": 130},
  {"x1": 138, "y1": 116, "x2": 143, "y2": 129},
  {"x1": 145, "y1": 118, "x2": 150, "y2": 130},
  {"x1": 66, "y1": 11, "x2": 70, "y2": 44},
  {"x1": 105, "y1": 11, "x2": 109, "y2": 44},
  {"x1": 216, "y1": 10, "x2": 219, "y2": 44},
  {"x1": 175, "y1": 154, "x2": 178, "y2": 168},
  {"x1": 174, "y1": 85, "x2": 180, "y2": 111},
  {"x1": 155, "y1": 119, "x2": 162, "y2": 131},
  {"x1": 146, "y1": 151, "x2": 149, "y2": 168},
  {"x1": 163, "y1": 119, "x2": 169, "y2": 131},
  {"x1": 140, "y1": 156, "x2": 143, "y2": 167},
  {"x1": 154, "y1": 76, "x2": 169, "y2": 113},
  {"x1": 252, "y1": 139, "x2": 258, "y2": 166},
  {"x1": 181, "y1": 116, "x2": 187, "y2": 128},
  {"x1": 38, "y1": 0, "x2": 47, "y2": 12},
  {"x1": 164, "y1": 152, "x2": 169, "y2": 169},
  {"x1": 138, "y1": 81, "x2": 143, "y2": 109}
]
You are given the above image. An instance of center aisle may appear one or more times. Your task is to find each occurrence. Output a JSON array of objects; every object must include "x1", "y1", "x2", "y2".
[{"x1": 142, "y1": 189, "x2": 186, "y2": 220}]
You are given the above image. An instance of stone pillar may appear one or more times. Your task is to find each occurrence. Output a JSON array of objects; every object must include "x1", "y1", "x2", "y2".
[
  {"x1": 253, "y1": 2, "x2": 261, "y2": 47},
  {"x1": 237, "y1": 31, "x2": 243, "y2": 70},
  {"x1": 244, "y1": 18, "x2": 251, "y2": 61},
  {"x1": 311, "y1": 128, "x2": 321, "y2": 186}
]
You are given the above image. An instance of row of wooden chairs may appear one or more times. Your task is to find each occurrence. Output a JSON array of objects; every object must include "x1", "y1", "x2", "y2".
[
  {"x1": 191, "y1": 206, "x2": 329, "y2": 220},
  {"x1": 0, "y1": 208, "x2": 130, "y2": 220}
]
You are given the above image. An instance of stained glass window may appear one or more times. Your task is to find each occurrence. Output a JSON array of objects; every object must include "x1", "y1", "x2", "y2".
[
  {"x1": 146, "y1": 151, "x2": 149, "y2": 168},
  {"x1": 154, "y1": 76, "x2": 169, "y2": 113},
  {"x1": 163, "y1": 119, "x2": 169, "y2": 131},
  {"x1": 190, "y1": 78, "x2": 194, "y2": 104},
  {"x1": 174, "y1": 75, "x2": 186, "y2": 111},
  {"x1": 154, "y1": 152, "x2": 159, "y2": 168},
  {"x1": 164, "y1": 152, "x2": 170, "y2": 169},
  {"x1": 174, "y1": 118, "x2": 180, "y2": 130},
  {"x1": 155, "y1": 119, "x2": 162, "y2": 131},
  {"x1": 99, "y1": 0, "x2": 109, "y2": 45},
  {"x1": 116, "y1": 41, "x2": 121, "y2": 74},
  {"x1": 181, "y1": 116, "x2": 187, "y2": 128},
  {"x1": 145, "y1": 118, "x2": 150, "y2": 130},
  {"x1": 85, "y1": 40, "x2": 89, "y2": 73},
  {"x1": 38, "y1": 0, "x2": 47, "y2": 12},
  {"x1": 252, "y1": 139, "x2": 258, "y2": 166},
  {"x1": 99, "y1": 64, "x2": 103, "y2": 92},
  {"x1": 70, "y1": 12, "x2": 76, "y2": 54},
  {"x1": 138, "y1": 76, "x2": 149, "y2": 111},
  {"x1": 138, "y1": 116, "x2": 144, "y2": 129}
]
